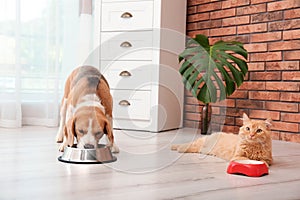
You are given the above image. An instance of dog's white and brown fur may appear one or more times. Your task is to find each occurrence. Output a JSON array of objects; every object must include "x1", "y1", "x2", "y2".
[{"x1": 56, "y1": 66, "x2": 119, "y2": 153}]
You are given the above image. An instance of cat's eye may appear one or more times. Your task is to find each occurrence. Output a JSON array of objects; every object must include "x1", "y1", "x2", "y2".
[
  {"x1": 245, "y1": 127, "x2": 250, "y2": 131},
  {"x1": 78, "y1": 129, "x2": 85, "y2": 134},
  {"x1": 256, "y1": 129, "x2": 262, "y2": 133}
]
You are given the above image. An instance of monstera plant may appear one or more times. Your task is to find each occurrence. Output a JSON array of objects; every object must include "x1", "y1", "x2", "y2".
[{"x1": 179, "y1": 34, "x2": 248, "y2": 134}]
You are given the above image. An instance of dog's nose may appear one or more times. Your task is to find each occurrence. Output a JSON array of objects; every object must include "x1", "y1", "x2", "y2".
[{"x1": 84, "y1": 144, "x2": 95, "y2": 149}]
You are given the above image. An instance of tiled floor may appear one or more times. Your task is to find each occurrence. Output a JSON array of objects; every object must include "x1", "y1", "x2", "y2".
[{"x1": 1, "y1": 127, "x2": 300, "y2": 199}]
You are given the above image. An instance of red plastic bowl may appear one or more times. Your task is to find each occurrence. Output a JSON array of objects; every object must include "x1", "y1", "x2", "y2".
[{"x1": 227, "y1": 160, "x2": 269, "y2": 177}]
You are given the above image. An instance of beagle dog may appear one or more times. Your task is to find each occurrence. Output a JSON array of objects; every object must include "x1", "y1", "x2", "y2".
[{"x1": 56, "y1": 66, "x2": 119, "y2": 153}]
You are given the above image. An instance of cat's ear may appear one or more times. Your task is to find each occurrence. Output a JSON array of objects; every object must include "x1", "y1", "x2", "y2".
[
  {"x1": 242, "y1": 113, "x2": 250, "y2": 123},
  {"x1": 265, "y1": 118, "x2": 272, "y2": 129}
]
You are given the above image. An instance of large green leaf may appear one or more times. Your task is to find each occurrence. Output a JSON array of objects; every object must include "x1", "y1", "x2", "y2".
[{"x1": 179, "y1": 34, "x2": 248, "y2": 104}]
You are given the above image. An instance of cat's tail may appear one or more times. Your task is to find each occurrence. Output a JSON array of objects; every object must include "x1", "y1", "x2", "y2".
[
  {"x1": 171, "y1": 144, "x2": 180, "y2": 151},
  {"x1": 171, "y1": 138, "x2": 205, "y2": 153},
  {"x1": 171, "y1": 143, "x2": 193, "y2": 153}
]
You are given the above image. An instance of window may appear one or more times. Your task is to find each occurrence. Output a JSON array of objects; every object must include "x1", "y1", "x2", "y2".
[{"x1": 0, "y1": 0, "x2": 99, "y2": 127}]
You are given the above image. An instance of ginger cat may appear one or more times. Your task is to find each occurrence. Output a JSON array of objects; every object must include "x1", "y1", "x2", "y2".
[{"x1": 171, "y1": 113, "x2": 273, "y2": 166}]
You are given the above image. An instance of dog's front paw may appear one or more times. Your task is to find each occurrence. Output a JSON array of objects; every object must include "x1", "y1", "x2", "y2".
[
  {"x1": 111, "y1": 144, "x2": 120, "y2": 154},
  {"x1": 58, "y1": 143, "x2": 67, "y2": 152},
  {"x1": 56, "y1": 135, "x2": 63, "y2": 143},
  {"x1": 55, "y1": 128, "x2": 64, "y2": 143}
]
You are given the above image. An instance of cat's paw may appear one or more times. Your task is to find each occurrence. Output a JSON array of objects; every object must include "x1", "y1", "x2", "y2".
[{"x1": 261, "y1": 160, "x2": 270, "y2": 168}]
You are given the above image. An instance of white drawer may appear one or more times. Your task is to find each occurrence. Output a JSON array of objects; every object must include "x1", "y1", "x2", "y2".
[
  {"x1": 101, "y1": 1, "x2": 153, "y2": 31},
  {"x1": 100, "y1": 31, "x2": 153, "y2": 61},
  {"x1": 101, "y1": 61, "x2": 153, "y2": 90},
  {"x1": 112, "y1": 90, "x2": 151, "y2": 121}
]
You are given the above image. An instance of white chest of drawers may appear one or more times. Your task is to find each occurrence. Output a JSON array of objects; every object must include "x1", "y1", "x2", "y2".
[{"x1": 99, "y1": 0, "x2": 186, "y2": 132}]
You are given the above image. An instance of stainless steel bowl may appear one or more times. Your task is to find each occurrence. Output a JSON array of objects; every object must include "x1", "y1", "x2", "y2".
[{"x1": 58, "y1": 144, "x2": 117, "y2": 164}]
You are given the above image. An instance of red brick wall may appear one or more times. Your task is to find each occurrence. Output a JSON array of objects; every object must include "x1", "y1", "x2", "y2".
[{"x1": 185, "y1": 0, "x2": 300, "y2": 143}]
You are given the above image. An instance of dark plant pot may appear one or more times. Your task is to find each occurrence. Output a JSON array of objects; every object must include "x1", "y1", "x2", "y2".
[{"x1": 201, "y1": 103, "x2": 211, "y2": 135}]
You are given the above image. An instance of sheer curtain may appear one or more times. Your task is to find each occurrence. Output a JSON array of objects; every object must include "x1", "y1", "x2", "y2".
[{"x1": 0, "y1": 0, "x2": 99, "y2": 128}]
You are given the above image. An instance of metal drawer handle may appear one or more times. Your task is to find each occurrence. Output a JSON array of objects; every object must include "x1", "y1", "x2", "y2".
[
  {"x1": 120, "y1": 41, "x2": 132, "y2": 48},
  {"x1": 121, "y1": 12, "x2": 133, "y2": 18},
  {"x1": 119, "y1": 100, "x2": 131, "y2": 106},
  {"x1": 119, "y1": 70, "x2": 131, "y2": 77}
]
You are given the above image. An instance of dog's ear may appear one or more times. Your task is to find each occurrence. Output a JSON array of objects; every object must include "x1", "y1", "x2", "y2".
[
  {"x1": 104, "y1": 119, "x2": 114, "y2": 146},
  {"x1": 95, "y1": 107, "x2": 114, "y2": 145},
  {"x1": 65, "y1": 117, "x2": 76, "y2": 147}
]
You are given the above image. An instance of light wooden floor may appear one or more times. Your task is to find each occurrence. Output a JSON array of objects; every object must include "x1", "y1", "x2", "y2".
[{"x1": 1, "y1": 127, "x2": 300, "y2": 200}]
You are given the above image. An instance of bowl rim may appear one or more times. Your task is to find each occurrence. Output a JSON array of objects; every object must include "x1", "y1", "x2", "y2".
[
  {"x1": 232, "y1": 159, "x2": 265, "y2": 165},
  {"x1": 57, "y1": 143, "x2": 117, "y2": 164},
  {"x1": 65, "y1": 143, "x2": 107, "y2": 150},
  {"x1": 57, "y1": 155, "x2": 117, "y2": 164}
]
